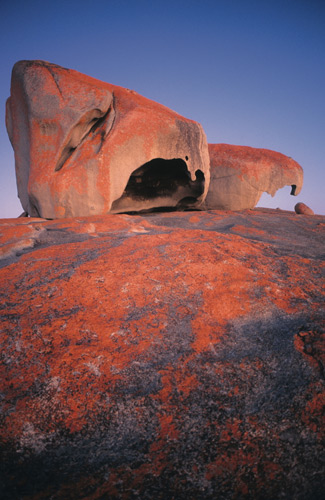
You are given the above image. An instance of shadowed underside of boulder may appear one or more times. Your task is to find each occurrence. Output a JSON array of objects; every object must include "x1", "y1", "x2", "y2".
[
  {"x1": 203, "y1": 144, "x2": 304, "y2": 210},
  {"x1": 6, "y1": 60, "x2": 210, "y2": 218},
  {"x1": 0, "y1": 209, "x2": 324, "y2": 499}
]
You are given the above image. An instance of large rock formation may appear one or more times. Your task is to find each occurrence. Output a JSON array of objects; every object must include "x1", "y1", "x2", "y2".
[
  {"x1": 0, "y1": 209, "x2": 324, "y2": 499},
  {"x1": 6, "y1": 61, "x2": 308, "y2": 218},
  {"x1": 203, "y1": 144, "x2": 303, "y2": 210},
  {"x1": 6, "y1": 60, "x2": 209, "y2": 218}
]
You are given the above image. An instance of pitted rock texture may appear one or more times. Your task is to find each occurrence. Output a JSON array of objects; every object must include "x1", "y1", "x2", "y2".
[
  {"x1": 203, "y1": 144, "x2": 303, "y2": 210},
  {"x1": 6, "y1": 60, "x2": 209, "y2": 218},
  {"x1": 0, "y1": 209, "x2": 324, "y2": 500},
  {"x1": 295, "y1": 202, "x2": 315, "y2": 215}
]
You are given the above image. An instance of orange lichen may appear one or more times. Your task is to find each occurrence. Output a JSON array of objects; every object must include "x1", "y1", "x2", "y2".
[{"x1": 0, "y1": 209, "x2": 324, "y2": 499}]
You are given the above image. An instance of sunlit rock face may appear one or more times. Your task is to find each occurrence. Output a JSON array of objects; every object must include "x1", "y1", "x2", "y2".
[
  {"x1": 6, "y1": 60, "x2": 210, "y2": 218},
  {"x1": 203, "y1": 144, "x2": 303, "y2": 210}
]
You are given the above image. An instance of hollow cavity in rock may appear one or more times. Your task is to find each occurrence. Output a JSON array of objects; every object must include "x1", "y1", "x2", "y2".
[
  {"x1": 55, "y1": 103, "x2": 115, "y2": 172},
  {"x1": 111, "y1": 158, "x2": 205, "y2": 213}
]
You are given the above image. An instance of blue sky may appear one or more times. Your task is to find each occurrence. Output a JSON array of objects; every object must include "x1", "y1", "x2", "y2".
[{"x1": 0, "y1": 0, "x2": 324, "y2": 217}]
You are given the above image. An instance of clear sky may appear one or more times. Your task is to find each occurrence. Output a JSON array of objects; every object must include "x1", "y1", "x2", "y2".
[{"x1": 0, "y1": 0, "x2": 324, "y2": 217}]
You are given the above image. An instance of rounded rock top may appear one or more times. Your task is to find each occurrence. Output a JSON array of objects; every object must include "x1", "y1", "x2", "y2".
[{"x1": 295, "y1": 202, "x2": 314, "y2": 215}]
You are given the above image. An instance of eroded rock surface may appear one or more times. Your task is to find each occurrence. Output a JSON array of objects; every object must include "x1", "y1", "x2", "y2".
[
  {"x1": 203, "y1": 144, "x2": 304, "y2": 210},
  {"x1": 6, "y1": 60, "x2": 209, "y2": 218},
  {"x1": 0, "y1": 209, "x2": 324, "y2": 499}
]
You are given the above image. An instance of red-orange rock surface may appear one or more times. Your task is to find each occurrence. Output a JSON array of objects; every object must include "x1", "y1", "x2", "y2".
[
  {"x1": 6, "y1": 60, "x2": 209, "y2": 218},
  {"x1": 295, "y1": 202, "x2": 315, "y2": 215},
  {"x1": 203, "y1": 144, "x2": 303, "y2": 210},
  {"x1": 0, "y1": 209, "x2": 324, "y2": 499}
]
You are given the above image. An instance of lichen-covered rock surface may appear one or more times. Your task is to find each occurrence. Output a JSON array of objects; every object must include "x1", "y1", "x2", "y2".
[
  {"x1": 0, "y1": 209, "x2": 324, "y2": 499},
  {"x1": 204, "y1": 144, "x2": 304, "y2": 210},
  {"x1": 6, "y1": 60, "x2": 209, "y2": 218}
]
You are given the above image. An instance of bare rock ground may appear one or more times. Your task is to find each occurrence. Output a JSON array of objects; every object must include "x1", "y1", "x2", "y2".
[{"x1": 0, "y1": 208, "x2": 324, "y2": 499}]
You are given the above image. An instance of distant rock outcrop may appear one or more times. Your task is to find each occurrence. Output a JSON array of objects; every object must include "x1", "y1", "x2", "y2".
[
  {"x1": 295, "y1": 202, "x2": 314, "y2": 215},
  {"x1": 0, "y1": 209, "x2": 324, "y2": 499},
  {"x1": 6, "y1": 60, "x2": 210, "y2": 218},
  {"x1": 203, "y1": 144, "x2": 303, "y2": 210}
]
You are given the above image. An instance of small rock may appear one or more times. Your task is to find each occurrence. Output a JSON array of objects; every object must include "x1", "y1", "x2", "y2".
[{"x1": 295, "y1": 202, "x2": 314, "y2": 215}]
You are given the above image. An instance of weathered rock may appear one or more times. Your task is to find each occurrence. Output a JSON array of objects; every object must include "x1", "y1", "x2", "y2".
[
  {"x1": 6, "y1": 60, "x2": 210, "y2": 218},
  {"x1": 295, "y1": 202, "x2": 315, "y2": 215},
  {"x1": 203, "y1": 144, "x2": 303, "y2": 210},
  {"x1": 0, "y1": 209, "x2": 324, "y2": 499}
]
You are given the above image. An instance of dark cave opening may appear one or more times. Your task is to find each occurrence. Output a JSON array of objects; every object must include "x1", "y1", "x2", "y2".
[
  {"x1": 111, "y1": 158, "x2": 205, "y2": 213},
  {"x1": 123, "y1": 158, "x2": 204, "y2": 199}
]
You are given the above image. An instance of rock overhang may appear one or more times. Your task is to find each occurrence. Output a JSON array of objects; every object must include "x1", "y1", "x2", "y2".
[
  {"x1": 110, "y1": 157, "x2": 206, "y2": 213},
  {"x1": 203, "y1": 143, "x2": 304, "y2": 211}
]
